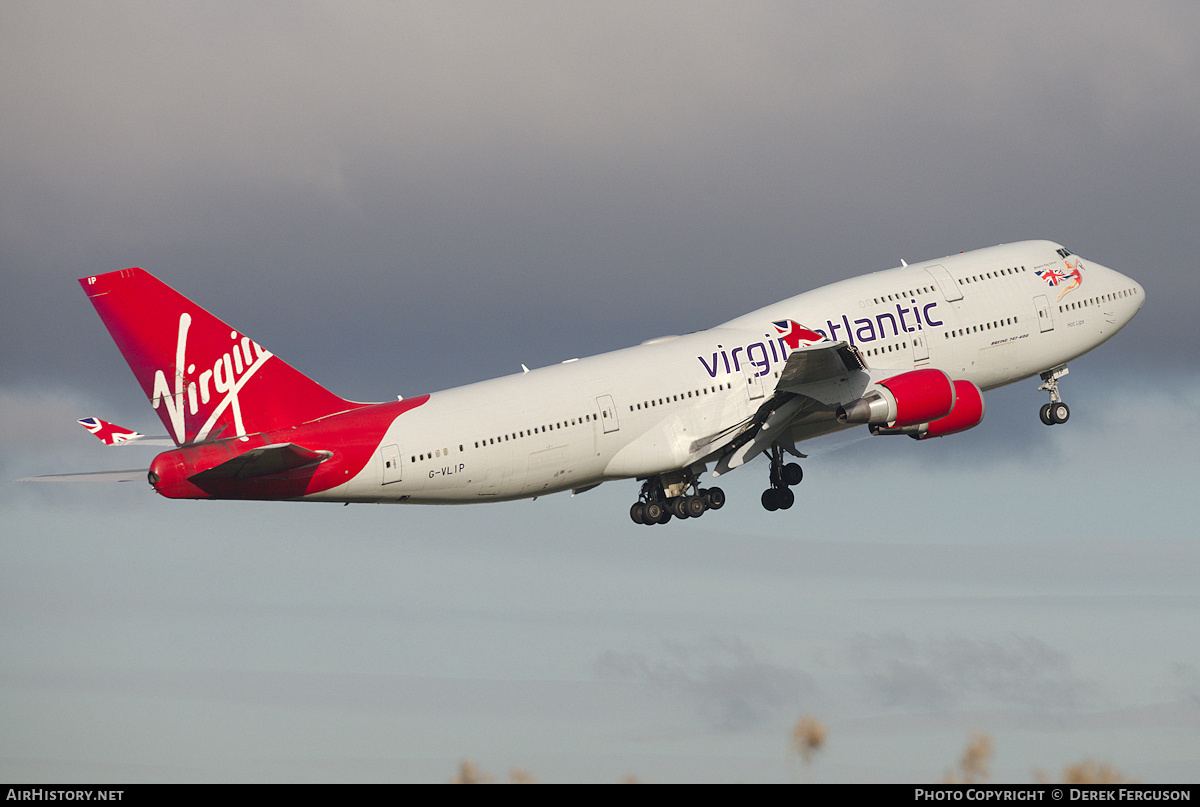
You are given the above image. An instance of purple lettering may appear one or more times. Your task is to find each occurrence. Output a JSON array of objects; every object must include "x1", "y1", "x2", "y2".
[
  {"x1": 922, "y1": 301, "x2": 943, "y2": 326},
  {"x1": 698, "y1": 354, "x2": 719, "y2": 377},
  {"x1": 730, "y1": 346, "x2": 745, "y2": 370},
  {"x1": 746, "y1": 342, "x2": 770, "y2": 377}
]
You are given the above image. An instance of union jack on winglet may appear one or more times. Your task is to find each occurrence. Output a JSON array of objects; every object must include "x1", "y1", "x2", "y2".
[
  {"x1": 78, "y1": 417, "x2": 142, "y2": 445},
  {"x1": 77, "y1": 417, "x2": 173, "y2": 446}
]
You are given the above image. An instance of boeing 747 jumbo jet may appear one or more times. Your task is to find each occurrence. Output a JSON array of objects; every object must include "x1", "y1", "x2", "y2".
[{"x1": 35, "y1": 240, "x2": 1143, "y2": 524}]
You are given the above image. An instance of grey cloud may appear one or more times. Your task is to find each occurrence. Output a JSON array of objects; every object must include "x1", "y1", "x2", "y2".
[
  {"x1": 846, "y1": 632, "x2": 1093, "y2": 712},
  {"x1": 1171, "y1": 662, "x2": 1200, "y2": 707},
  {"x1": 595, "y1": 636, "x2": 813, "y2": 731}
]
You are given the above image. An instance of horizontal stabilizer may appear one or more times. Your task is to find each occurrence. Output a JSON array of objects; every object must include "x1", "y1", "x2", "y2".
[
  {"x1": 78, "y1": 417, "x2": 173, "y2": 446},
  {"x1": 18, "y1": 469, "x2": 148, "y2": 483},
  {"x1": 188, "y1": 443, "x2": 332, "y2": 481}
]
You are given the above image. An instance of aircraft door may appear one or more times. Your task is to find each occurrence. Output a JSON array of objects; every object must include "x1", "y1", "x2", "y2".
[
  {"x1": 596, "y1": 394, "x2": 620, "y2": 433},
  {"x1": 381, "y1": 444, "x2": 402, "y2": 484},
  {"x1": 743, "y1": 364, "x2": 764, "y2": 400},
  {"x1": 1034, "y1": 295, "x2": 1054, "y2": 332},
  {"x1": 926, "y1": 264, "x2": 963, "y2": 302},
  {"x1": 911, "y1": 331, "x2": 929, "y2": 363}
]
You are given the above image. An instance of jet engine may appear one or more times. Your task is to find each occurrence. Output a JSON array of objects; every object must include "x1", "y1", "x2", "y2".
[
  {"x1": 867, "y1": 379, "x2": 985, "y2": 440},
  {"x1": 836, "y1": 368, "x2": 956, "y2": 428}
]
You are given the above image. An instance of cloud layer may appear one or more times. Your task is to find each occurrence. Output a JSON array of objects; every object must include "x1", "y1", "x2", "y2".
[{"x1": 3, "y1": 1, "x2": 1199, "y2": 783}]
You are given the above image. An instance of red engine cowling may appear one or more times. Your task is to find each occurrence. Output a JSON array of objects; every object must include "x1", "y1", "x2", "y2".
[
  {"x1": 837, "y1": 368, "x2": 956, "y2": 427},
  {"x1": 919, "y1": 380, "x2": 985, "y2": 439},
  {"x1": 867, "y1": 379, "x2": 985, "y2": 439}
]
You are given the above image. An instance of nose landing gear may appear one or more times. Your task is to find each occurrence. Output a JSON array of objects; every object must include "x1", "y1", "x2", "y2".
[{"x1": 1038, "y1": 367, "x2": 1071, "y2": 425}]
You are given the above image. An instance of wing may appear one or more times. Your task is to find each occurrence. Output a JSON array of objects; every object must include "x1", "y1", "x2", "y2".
[
  {"x1": 704, "y1": 341, "x2": 872, "y2": 476},
  {"x1": 776, "y1": 341, "x2": 866, "y2": 395}
]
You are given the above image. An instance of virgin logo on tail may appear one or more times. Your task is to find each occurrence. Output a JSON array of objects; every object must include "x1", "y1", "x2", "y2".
[{"x1": 152, "y1": 313, "x2": 274, "y2": 444}]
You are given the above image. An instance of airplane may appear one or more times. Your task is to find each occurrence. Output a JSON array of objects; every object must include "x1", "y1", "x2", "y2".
[{"x1": 33, "y1": 240, "x2": 1143, "y2": 524}]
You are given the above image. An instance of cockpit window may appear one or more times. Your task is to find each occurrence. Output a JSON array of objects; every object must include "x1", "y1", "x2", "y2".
[{"x1": 1056, "y1": 247, "x2": 1074, "y2": 258}]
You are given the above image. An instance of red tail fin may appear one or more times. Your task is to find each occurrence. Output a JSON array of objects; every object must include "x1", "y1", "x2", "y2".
[{"x1": 80, "y1": 268, "x2": 364, "y2": 445}]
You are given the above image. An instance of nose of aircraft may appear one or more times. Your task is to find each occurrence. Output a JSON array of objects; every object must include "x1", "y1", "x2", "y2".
[{"x1": 1089, "y1": 256, "x2": 1145, "y2": 326}]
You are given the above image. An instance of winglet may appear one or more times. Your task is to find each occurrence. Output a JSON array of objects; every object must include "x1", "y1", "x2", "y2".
[{"x1": 78, "y1": 417, "x2": 173, "y2": 446}]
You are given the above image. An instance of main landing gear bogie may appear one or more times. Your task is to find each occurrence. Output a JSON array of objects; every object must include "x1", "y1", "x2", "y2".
[
  {"x1": 761, "y1": 486, "x2": 794, "y2": 512},
  {"x1": 629, "y1": 473, "x2": 724, "y2": 526},
  {"x1": 761, "y1": 446, "x2": 803, "y2": 512}
]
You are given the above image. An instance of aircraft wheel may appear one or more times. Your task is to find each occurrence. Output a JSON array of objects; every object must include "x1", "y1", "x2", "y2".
[
  {"x1": 630, "y1": 503, "x2": 646, "y2": 524},
  {"x1": 761, "y1": 488, "x2": 780, "y2": 512},
  {"x1": 1050, "y1": 402, "x2": 1070, "y2": 424},
  {"x1": 685, "y1": 495, "x2": 706, "y2": 518},
  {"x1": 1039, "y1": 403, "x2": 1054, "y2": 426},
  {"x1": 781, "y1": 463, "x2": 803, "y2": 486},
  {"x1": 776, "y1": 487, "x2": 795, "y2": 510},
  {"x1": 704, "y1": 487, "x2": 726, "y2": 510},
  {"x1": 643, "y1": 501, "x2": 664, "y2": 523},
  {"x1": 656, "y1": 508, "x2": 673, "y2": 525},
  {"x1": 670, "y1": 497, "x2": 691, "y2": 519}
]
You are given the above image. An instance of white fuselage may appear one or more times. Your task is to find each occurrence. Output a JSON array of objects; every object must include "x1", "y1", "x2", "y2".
[{"x1": 323, "y1": 241, "x2": 1143, "y2": 504}]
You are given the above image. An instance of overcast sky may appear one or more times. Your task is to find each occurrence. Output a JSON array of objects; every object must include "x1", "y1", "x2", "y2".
[{"x1": 2, "y1": 1, "x2": 1198, "y2": 782}]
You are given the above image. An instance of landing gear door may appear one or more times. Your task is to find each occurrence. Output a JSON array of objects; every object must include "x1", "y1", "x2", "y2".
[
  {"x1": 381, "y1": 444, "x2": 402, "y2": 484},
  {"x1": 596, "y1": 395, "x2": 620, "y2": 434},
  {"x1": 1034, "y1": 294, "x2": 1054, "y2": 332}
]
